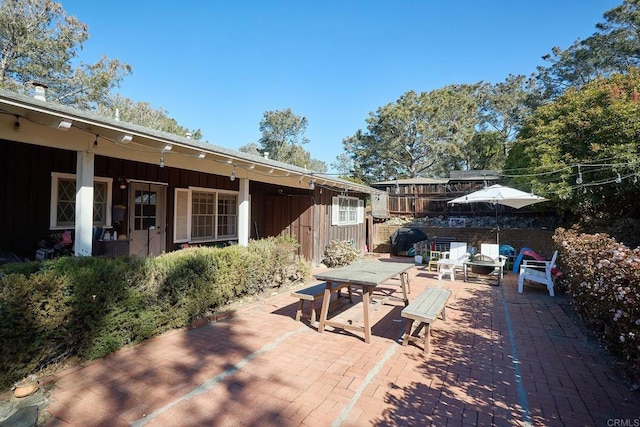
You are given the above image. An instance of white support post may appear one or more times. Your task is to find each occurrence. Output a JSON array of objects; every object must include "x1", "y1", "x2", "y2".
[
  {"x1": 75, "y1": 151, "x2": 95, "y2": 256},
  {"x1": 238, "y1": 178, "x2": 250, "y2": 246}
]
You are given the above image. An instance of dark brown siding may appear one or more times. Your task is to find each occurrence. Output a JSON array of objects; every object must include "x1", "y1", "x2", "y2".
[
  {"x1": 0, "y1": 140, "x2": 239, "y2": 258},
  {"x1": 250, "y1": 182, "x2": 315, "y2": 260},
  {"x1": 315, "y1": 188, "x2": 367, "y2": 266},
  {"x1": 249, "y1": 182, "x2": 369, "y2": 265},
  {"x1": 1, "y1": 138, "x2": 368, "y2": 264},
  {"x1": 1, "y1": 140, "x2": 76, "y2": 257}
]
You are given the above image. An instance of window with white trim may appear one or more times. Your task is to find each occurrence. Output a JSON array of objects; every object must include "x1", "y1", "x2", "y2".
[
  {"x1": 174, "y1": 187, "x2": 238, "y2": 243},
  {"x1": 331, "y1": 196, "x2": 365, "y2": 226},
  {"x1": 50, "y1": 173, "x2": 113, "y2": 229}
]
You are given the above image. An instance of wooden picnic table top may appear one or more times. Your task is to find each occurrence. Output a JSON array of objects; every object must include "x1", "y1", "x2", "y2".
[{"x1": 314, "y1": 259, "x2": 413, "y2": 287}]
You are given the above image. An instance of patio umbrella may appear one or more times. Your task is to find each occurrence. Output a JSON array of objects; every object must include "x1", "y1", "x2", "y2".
[{"x1": 447, "y1": 184, "x2": 548, "y2": 246}]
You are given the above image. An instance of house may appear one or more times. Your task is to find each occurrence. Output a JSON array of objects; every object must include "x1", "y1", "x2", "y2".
[
  {"x1": 372, "y1": 171, "x2": 500, "y2": 217},
  {"x1": 0, "y1": 88, "x2": 386, "y2": 266}
]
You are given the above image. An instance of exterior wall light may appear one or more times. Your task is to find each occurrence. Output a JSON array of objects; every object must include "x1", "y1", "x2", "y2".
[{"x1": 58, "y1": 119, "x2": 72, "y2": 130}]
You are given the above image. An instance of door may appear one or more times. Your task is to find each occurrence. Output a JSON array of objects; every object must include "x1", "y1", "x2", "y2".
[
  {"x1": 282, "y1": 195, "x2": 314, "y2": 261},
  {"x1": 129, "y1": 182, "x2": 167, "y2": 256}
]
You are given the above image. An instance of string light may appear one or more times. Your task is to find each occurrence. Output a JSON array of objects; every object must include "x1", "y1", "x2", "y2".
[
  {"x1": 576, "y1": 165, "x2": 583, "y2": 185},
  {"x1": 230, "y1": 165, "x2": 236, "y2": 181}
]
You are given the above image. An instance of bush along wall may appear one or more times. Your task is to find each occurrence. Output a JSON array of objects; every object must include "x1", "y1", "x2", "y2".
[
  {"x1": 553, "y1": 228, "x2": 640, "y2": 382},
  {"x1": 0, "y1": 236, "x2": 310, "y2": 391}
]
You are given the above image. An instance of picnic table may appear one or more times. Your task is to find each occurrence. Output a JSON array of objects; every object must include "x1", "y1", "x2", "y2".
[{"x1": 314, "y1": 259, "x2": 412, "y2": 343}]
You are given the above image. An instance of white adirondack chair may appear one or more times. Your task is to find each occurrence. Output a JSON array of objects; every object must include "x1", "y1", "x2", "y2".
[
  {"x1": 518, "y1": 250, "x2": 558, "y2": 296},
  {"x1": 480, "y1": 243, "x2": 507, "y2": 278},
  {"x1": 437, "y1": 242, "x2": 468, "y2": 281}
]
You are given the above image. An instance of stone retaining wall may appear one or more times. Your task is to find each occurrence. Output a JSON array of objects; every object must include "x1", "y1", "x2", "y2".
[{"x1": 373, "y1": 224, "x2": 556, "y2": 258}]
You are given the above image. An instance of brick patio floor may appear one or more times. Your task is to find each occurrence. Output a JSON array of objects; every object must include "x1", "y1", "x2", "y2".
[{"x1": 43, "y1": 256, "x2": 639, "y2": 426}]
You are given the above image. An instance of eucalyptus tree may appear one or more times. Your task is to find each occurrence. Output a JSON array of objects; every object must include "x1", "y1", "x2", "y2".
[{"x1": 0, "y1": 0, "x2": 131, "y2": 109}]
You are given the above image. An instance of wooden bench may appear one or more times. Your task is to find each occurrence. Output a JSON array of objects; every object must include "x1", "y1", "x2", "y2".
[
  {"x1": 401, "y1": 287, "x2": 452, "y2": 353},
  {"x1": 291, "y1": 282, "x2": 353, "y2": 325}
]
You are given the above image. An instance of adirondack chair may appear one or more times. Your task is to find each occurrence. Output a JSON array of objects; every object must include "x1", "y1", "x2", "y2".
[
  {"x1": 437, "y1": 242, "x2": 468, "y2": 281},
  {"x1": 518, "y1": 250, "x2": 558, "y2": 296}
]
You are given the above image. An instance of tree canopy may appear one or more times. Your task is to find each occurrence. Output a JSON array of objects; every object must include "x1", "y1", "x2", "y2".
[
  {"x1": 478, "y1": 74, "x2": 540, "y2": 157},
  {"x1": 536, "y1": 0, "x2": 640, "y2": 99},
  {"x1": 340, "y1": 83, "x2": 532, "y2": 183},
  {"x1": 95, "y1": 94, "x2": 202, "y2": 140},
  {"x1": 0, "y1": 0, "x2": 200, "y2": 138},
  {"x1": 240, "y1": 108, "x2": 327, "y2": 172},
  {"x1": 505, "y1": 69, "x2": 640, "y2": 220},
  {"x1": 0, "y1": 0, "x2": 131, "y2": 109}
]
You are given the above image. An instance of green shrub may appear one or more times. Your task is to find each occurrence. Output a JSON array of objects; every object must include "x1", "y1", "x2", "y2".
[
  {"x1": 0, "y1": 260, "x2": 42, "y2": 276},
  {"x1": 322, "y1": 240, "x2": 360, "y2": 267},
  {"x1": 0, "y1": 237, "x2": 310, "y2": 390},
  {"x1": 246, "y1": 236, "x2": 311, "y2": 293},
  {"x1": 0, "y1": 269, "x2": 73, "y2": 388}
]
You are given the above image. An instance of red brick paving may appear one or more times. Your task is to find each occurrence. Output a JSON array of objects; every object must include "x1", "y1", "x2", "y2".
[{"x1": 42, "y1": 256, "x2": 639, "y2": 426}]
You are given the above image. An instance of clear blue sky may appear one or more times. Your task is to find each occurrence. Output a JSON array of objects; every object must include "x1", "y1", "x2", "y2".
[{"x1": 61, "y1": 0, "x2": 620, "y2": 172}]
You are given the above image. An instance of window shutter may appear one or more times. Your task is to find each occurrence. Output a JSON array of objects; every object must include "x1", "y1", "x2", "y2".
[
  {"x1": 331, "y1": 196, "x2": 339, "y2": 225},
  {"x1": 174, "y1": 188, "x2": 189, "y2": 243},
  {"x1": 357, "y1": 199, "x2": 364, "y2": 224}
]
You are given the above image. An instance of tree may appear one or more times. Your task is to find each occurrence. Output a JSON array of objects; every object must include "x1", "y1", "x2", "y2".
[
  {"x1": 0, "y1": 0, "x2": 132, "y2": 109},
  {"x1": 241, "y1": 108, "x2": 327, "y2": 172},
  {"x1": 342, "y1": 86, "x2": 481, "y2": 183},
  {"x1": 95, "y1": 94, "x2": 202, "y2": 139},
  {"x1": 478, "y1": 74, "x2": 540, "y2": 157},
  {"x1": 536, "y1": 0, "x2": 640, "y2": 99},
  {"x1": 237, "y1": 142, "x2": 261, "y2": 156},
  {"x1": 258, "y1": 108, "x2": 309, "y2": 158},
  {"x1": 466, "y1": 131, "x2": 504, "y2": 171},
  {"x1": 505, "y1": 69, "x2": 640, "y2": 221}
]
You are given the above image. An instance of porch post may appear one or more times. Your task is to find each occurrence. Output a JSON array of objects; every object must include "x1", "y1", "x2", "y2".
[
  {"x1": 75, "y1": 151, "x2": 95, "y2": 256},
  {"x1": 238, "y1": 178, "x2": 250, "y2": 246}
]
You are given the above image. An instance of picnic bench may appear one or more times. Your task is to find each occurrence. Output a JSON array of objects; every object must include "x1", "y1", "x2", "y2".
[
  {"x1": 401, "y1": 287, "x2": 452, "y2": 353},
  {"x1": 290, "y1": 282, "x2": 353, "y2": 325}
]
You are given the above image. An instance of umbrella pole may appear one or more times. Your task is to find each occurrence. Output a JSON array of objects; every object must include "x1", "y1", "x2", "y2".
[{"x1": 495, "y1": 203, "x2": 500, "y2": 247}]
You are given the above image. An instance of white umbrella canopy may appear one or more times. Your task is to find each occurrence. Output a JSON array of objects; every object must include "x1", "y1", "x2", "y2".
[
  {"x1": 448, "y1": 184, "x2": 548, "y2": 209},
  {"x1": 447, "y1": 184, "x2": 549, "y2": 246}
]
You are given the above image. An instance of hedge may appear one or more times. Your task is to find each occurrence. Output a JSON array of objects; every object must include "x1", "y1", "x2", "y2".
[
  {"x1": 0, "y1": 236, "x2": 310, "y2": 390},
  {"x1": 553, "y1": 228, "x2": 640, "y2": 380}
]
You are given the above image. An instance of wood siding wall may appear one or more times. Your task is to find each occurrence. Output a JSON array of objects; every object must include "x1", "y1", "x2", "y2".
[
  {"x1": 377, "y1": 181, "x2": 495, "y2": 217},
  {"x1": 1, "y1": 139, "x2": 368, "y2": 264},
  {"x1": 249, "y1": 182, "x2": 368, "y2": 265},
  {"x1": 0, "y1": 140, "x2": 238, "y2": 257}
]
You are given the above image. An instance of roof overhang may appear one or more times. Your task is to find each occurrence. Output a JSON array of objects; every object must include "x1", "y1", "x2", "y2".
[{"x1": 0, "y1": 89, "x2": 384, "y2": 196}]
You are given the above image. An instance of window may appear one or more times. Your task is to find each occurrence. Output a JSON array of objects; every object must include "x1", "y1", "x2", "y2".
[
  {"x1": 50, "y1": 173, "x2": 113, "y2": 229},
  {"x1": 174, "y1": 187, "x2": 238, "y2": 243},
  {"x1": 217, "y1": 194, "x2": 238, "y2": 238},
  {"x1": 331, "y1": 196, "x2": 364, "y2": 226}
]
